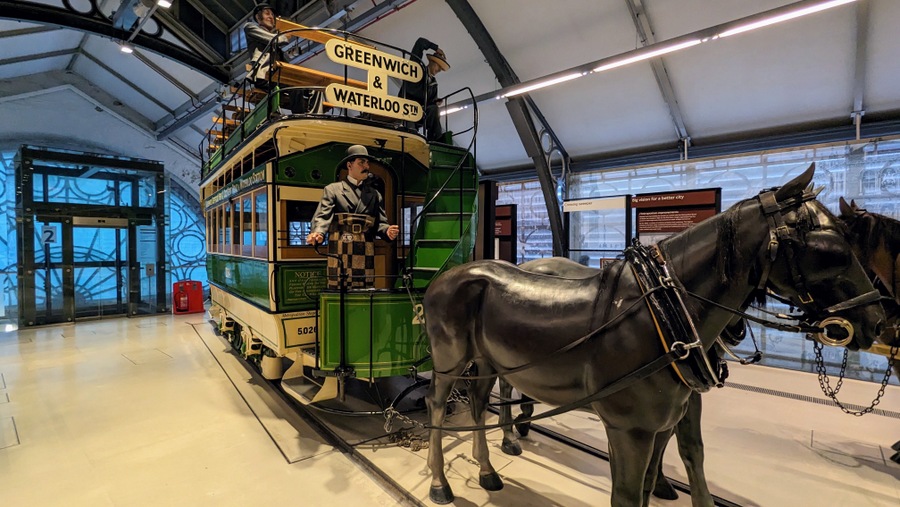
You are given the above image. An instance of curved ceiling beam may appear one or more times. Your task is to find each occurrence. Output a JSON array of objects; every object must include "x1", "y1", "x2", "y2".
[
  {"x1": 445, "y1": 0, "x2": 566, "y2": 257},
  {"x1": 0, "y1": 0, "x2": 228, "y2": 82},
  {"x1": 625, "y1": 0, "x2": 691, "y2": 146}
]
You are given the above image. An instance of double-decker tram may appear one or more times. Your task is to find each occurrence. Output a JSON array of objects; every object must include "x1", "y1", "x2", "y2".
[{"x1": 199, "y1": 20, "x2": 477, "y2": 406}]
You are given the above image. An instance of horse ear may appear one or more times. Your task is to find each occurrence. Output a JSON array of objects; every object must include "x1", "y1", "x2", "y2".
[
  {"x1": 774, "y1": 163, "x2": 815, "y2": 201},
  {"x1": 839, "y1": 196, "x2": 853, "y2": 217},
  {"x1": 850, "y1": 199, "x2": 859, "y2": 210}
]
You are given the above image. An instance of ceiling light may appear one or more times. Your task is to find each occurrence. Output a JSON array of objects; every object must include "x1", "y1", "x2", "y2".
[
  {"x1": 119, "y1": 43, "x2": 134, "y2": 54},
  {"x1": 502, "y1": 73, "x2": 583, "y2": 98},
  {"x1": 718, "y1": 0, "x2": 856, "y2": 38},
  {"x1": 445, "y1": 0, "x2": 859, "y2": 109},
  {"x1": 593, "y1": 39, "x2": 701, "y2": 73},
  {"x1": 440, "y1": 105, "x2": 468, "y2": 116},
  {"x1": 156, "y1": 0, "x2": 172, "y2": 8}
]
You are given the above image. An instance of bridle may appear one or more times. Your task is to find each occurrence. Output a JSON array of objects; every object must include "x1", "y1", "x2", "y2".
[
  {"x1": 754, "y1": 189, "x2": 882, "y2": 347},
  {"x1": 843, "y1": 206, "x2": 900, "y2": 301}
]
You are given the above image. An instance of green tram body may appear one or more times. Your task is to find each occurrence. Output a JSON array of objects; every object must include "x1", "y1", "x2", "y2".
[{"x1": 200, "y1": 116, "x2": 477, "y2": 383}]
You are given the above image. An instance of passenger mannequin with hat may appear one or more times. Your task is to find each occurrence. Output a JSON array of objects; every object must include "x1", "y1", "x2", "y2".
[
  {"x1": 244, "y1": 2, "x2": 322, "y2": 113},
  {"x1": 306, "y1": 145, "x2": 400, "y2": 245},
  {"x1": 400, "y1": 37, "x2": 450, "y2": 142},
  {"x1": 244, "y1": 3, "x2": 292, "y2": 82}
]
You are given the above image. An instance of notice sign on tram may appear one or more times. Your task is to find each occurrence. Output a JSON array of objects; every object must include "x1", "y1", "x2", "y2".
[{"x1": 324, "y1": 39, "x2": 424, "y2": 122}]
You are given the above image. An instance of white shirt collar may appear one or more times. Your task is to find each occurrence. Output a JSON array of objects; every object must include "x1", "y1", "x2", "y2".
[{"x1": 347, "y1": 175, "x2": 361, "y2": 186}]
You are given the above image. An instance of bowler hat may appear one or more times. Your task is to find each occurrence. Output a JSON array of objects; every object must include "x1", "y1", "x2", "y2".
[
  {"x1": 253, "y1": 2, "x2": 274, "y2": 17},
  {"x1": 426, "y1": 49, "x2": 450, "y2": 71},
  {"x1": 336, "y1": 145, "x2": 378, "y2": 170}
]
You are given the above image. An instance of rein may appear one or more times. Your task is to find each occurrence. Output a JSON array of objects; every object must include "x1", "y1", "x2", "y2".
[
  {"x1": 430, "y1": 261, "x2": 664, "y2": 381},
  {"x1": 682, "y1": 290, "x2": 825, "y2": 334},
  {"x1": 421, "y1": 346, "x2": 688, "y2": 432},
  {"x1": 418, "y1": 189, "x2": 887, "y2": 432}
]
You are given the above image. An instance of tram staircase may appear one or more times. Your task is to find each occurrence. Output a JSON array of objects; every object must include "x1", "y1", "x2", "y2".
[{"x1": 404, "y1": 146, "x2": 479, "y2": 289}]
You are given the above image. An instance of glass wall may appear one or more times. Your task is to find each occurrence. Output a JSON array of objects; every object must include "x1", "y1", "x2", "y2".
[
  {"x1": 497, "y1": 137, "x2": 900, "y2": 383},
  {"x1": 0, "y1": 147, "x2": 207, "y2": 326}
]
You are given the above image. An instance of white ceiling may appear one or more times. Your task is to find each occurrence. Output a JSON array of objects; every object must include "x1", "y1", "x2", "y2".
[{"x1": 1, "y1": 0, "x2": 899, "y2": 188}]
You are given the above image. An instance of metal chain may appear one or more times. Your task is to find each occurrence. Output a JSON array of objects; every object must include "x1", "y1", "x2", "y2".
[
  {"x1": 383, "y1": 406, "x2": 421, "y2": 432},
  {"x1": 813, "y1": 341, "x2": 897, "y2": 416},
  {"x1": 815, "y1": 343, "x2": 849, "y2": 397},
  {"x1": 388, "y1": 429, "x2": 429, "y2": 451},
  {"x1": 448, "y1": 388, "x2": 470, "y2": 404},
  {"x1": 456, "y1": 453, "x2": 480, "y2": 466}
]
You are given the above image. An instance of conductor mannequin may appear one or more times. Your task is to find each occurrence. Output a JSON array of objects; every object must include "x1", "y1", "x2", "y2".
[{"x1": 306, "y1": 145, "x2": 400, "y2": 245}]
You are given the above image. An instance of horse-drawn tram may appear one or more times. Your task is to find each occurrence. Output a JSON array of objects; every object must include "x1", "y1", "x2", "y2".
[
  {"x1": 198, "y1": 21, "x2": 899, "y2": 507},
  {"x1": 199, "y1": 24, "x2": 477, "y2": 406}
]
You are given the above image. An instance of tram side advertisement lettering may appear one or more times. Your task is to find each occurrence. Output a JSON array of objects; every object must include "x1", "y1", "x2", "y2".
[{"x1": 324, "y1": 39, "x2": 423, "y2": 122}]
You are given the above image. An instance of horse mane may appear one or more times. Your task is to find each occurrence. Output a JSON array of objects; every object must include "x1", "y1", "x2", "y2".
[
  {"x1": 715, "y1": 197, "x2": 751, "y2": 285},
  {"x1": 868, "y1": 211, "x2": 900, "y2": 258},
  {"x1": 713, "y1": 196, "x2": 842, "y2": 290}
]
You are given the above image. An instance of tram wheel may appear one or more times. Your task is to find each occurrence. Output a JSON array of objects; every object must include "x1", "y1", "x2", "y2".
[{"x1": 231, "y1": 323, "x2": 244, "y2": 353}]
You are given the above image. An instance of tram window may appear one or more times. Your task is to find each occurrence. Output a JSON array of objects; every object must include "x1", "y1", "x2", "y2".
[
  {"x1": 207, "y1": 210, "x2": 215, "y2": 252},
  {"x1": 224, "y1": 202, "x2": 232, "y2": 251},
  {"x1": 284, "y1": 200, "x2": 319, "y2": 246},
  {"x1": 242, "y1": 196, "x2": 253, "y2": 256},
  {"x1": 254, "y1": 191, "x2": 267, "y2": 258},
  {"x1": 232, "y1": 200, "x2": 242, "y2": 253},
  {"x1": 217, "y1": 206, "x2": 225, "y2": 254}
]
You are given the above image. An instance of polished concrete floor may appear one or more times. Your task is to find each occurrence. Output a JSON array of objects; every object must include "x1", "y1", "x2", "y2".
[{"x1": 1, "y1": 314, "x2": 898, "y2": 506}]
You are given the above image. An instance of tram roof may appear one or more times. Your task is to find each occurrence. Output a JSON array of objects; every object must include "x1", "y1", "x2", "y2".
[{"x1": 199, "y1": 118, "x2": 431, "y2": 185}]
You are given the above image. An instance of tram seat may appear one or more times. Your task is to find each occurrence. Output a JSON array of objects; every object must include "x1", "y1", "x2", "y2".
[
  {"x1": 222, "y1": 104, "x2": 252, "y2": 121},
  {"x1": 254, "y1": 61, "x2": 366, "y2": 90},
  {"x1": 229, "y1": 85, "x2": 269, "y2": 104},
  {"x1": 213, "y1": 117, "x2": 239, "y2": 127},
  {"x1": 275, "y1": 19, "x2": 374, "y2": 49}
]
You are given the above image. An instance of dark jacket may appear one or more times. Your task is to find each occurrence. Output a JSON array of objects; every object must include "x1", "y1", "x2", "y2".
[
  {"x1": 310, "y1": 180, "x2": 391, "y2": 239},
  {"x1": 400, "y1": 37, "x2": 439, "y2": 107}
]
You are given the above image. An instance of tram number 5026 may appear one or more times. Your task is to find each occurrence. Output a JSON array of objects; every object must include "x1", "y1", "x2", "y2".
[{"x1": 298, "y1": 326, "x2": 317, "y2": 336}]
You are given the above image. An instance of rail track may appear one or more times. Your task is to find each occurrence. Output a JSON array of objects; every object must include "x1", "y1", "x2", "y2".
[{"x1": 269, "y1": 370, "x2": 745, "y2": 507}]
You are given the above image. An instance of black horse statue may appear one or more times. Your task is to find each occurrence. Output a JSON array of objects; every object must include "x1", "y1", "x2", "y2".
[
  {"x1": 839, "y1": 196, "x2": 900, "y2": 377},
  {"x1": 500, "y1": 256, "x2": 744, "y2": 505},
  {"x1": 839, "y1": 197, "x2": 900, "y2": 465},
  {"x1": 506, "y1": 199, "x2": 900, "y2": 504},
  {"x1": 423, "y1": 165, "x2": 885, "y2": 506}
]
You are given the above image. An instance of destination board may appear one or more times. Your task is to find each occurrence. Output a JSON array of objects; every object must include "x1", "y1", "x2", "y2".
[{"x1": 324, "y1": 38, "x2": 425, "y2": 122}]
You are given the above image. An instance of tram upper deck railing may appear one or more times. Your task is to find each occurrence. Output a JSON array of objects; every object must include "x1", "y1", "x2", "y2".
[{"x1": 199, "y1": 23, "x2": 467, "y2": 180}]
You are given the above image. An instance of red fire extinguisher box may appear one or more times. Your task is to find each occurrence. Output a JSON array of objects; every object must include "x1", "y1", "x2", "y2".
[{"x1": 172, "y1": 281, "x2": 205, "y2": 314}]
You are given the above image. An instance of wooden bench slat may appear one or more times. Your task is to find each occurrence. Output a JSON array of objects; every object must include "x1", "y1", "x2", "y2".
[
  {"x1": 275, "y1": 19, "x2": 374, "y2": 48},
  {"x1": 271, "y1": 61, "x2": 366, "y2": 89},
  {"x1": 223, "y1": 104, "x2": 251, "y2": 113}
]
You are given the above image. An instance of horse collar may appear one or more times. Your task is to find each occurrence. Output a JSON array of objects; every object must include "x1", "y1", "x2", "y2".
[{"x1": 625, "y1": 241, "x2": 724, "y2": 392}]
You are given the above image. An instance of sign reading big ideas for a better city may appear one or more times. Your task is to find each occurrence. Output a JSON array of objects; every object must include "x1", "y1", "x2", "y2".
[
  {"x1": 324, "y1": 39, "x2": 424, "y2": 122},
  {"x1": 632, "y1": 188, "x2": 720, "y2": 245}
]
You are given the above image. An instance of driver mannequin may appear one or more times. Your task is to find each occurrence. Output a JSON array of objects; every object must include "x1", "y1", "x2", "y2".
[{"x1": 306, "y1": 145, "x2": 399, "y2": 245}]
